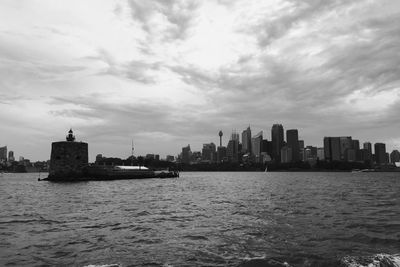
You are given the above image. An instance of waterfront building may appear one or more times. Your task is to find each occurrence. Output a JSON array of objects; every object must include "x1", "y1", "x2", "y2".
[
  {"x1": 181, "y1": 145, "x2": 191, "y2": 164},
  {"x1": 324, "y1": 137, "x2": 341, "y2": 161},
  {"x1": 241, "y1": 126, "x2": 252, "y2": 154},
  {"x1": 339, "y1": 136, "x2": 353, "y2": 160},
  {"x1": 155, "y1": 154, "x2": 160, "y2": 161},
  {"x1": 374, "y1": 143, "x2": 387, "y2": 165},
  {"x1": 357, "y1": 149, "x2": 372, "y2": 163},
  {"x1": 8, "y1": 151, "x2": 14, "y2": 162},
  {"x1": 352, "y1": 140, "x2": 360, "y2": 150},
  {"x1": 202, "y1": 143, "x2": 216, "y2": 162},
  {"x1": 95, "y1": 154, "x2": 103, "y2": 164},
  {"x1": 363, "y1": 142, "x2": 372, "y2": 155},
  {"x1": 390, "y1": 150, "x2": 400, "y2": 163},
  {"x1": 191, "y1": 151, "x2": 202, "y2": 163},
  {"x1": 271, "y1": 124, "x2": 284, "y2": 162},
  {"x1": 251, "y1": 131, "x2": 263, "y2": 163},
  {"x1": 317, "y1": 147, "x2": 324, "y2": 160},
  {"x1": 298, "y1": 140, "x2": 305, "y2": 161},
  {"x1": 166, "y1": 155, "x2": 175, "y2": 162},
  {"x1": 286, "y1": 129, "x2": 300, "y2": 162},
  {"x1": 281, "y1": 146, "x2": 292, "y2": 163},
  {"x1": 227, "y1": 137, "x2": 239, "y2": 163},
  {"x1": 217, "y1": 146, "x2": 227, "y2": 163},
  {"x1": 145, "y1": 154, "x2": 155, "y2": 160},
  {"x1": 262, "y1": 139, "x2": 272, "y2": 157},
  {"x1": 345, "y1": 148, "x2": 356, "y2": 162},
  {"x1": 305, "y1": 146, "x2": 317, "y2": 161},
  {"x1": 0, "y1": 146, "x2": 7, "y2": 162}
]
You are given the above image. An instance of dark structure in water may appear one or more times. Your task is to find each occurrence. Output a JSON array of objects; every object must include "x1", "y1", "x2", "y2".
[
  {"x1": 48, "y1": 129, "x2": 88, "y2": 180},
  {"x1": 44, "y1": 130, "x2": 178, "y2": 181}
]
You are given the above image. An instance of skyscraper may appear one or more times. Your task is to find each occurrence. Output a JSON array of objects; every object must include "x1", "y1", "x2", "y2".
[
  {"x1": 251, "y1": 131, "x2": 263, "y2": 163},
  {"x1": 241, "y1": 126, "x2": 252, "y2": 154},
  {"x1": 374, "y1": 143, "x2": 387, "y2": 165},
  {"x1": 0, "y1": 146, "x2": 7, "y2": 162},
  {"x1": 202, "y1": 143, "x2": 216, "y2": 161},
  {"x1": 363, "y1": 142, "x2": 372, "y2": 155},
  {"x1": 339, "y1": 136, "x2": 353, "y2": 160},
  {"x1": 181, "y1": 145, "x2": 191, "y2": 164},
  {"x1": 390, "y1": 150, "x2": 400, "y2": 163},
  {"x1": 271, "y1": 124, "x2": 284, "y2": 162},
  {"x1": 227, "y1": 131, "x2": 239, "y2": 162},
  {"x1": 8, "y1": 151, "x2": 14, "y2": 162},
  {"x1": 286, "y1": 129, "x2": 299, "y2": 162},
  {"x1": 324, "y1": 137, "x2": 341, "y2": 161}
]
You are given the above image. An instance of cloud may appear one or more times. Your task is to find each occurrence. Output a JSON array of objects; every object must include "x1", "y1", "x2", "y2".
[{"x1": 0, "y1": 0, "x2": 400, "y2": 160}]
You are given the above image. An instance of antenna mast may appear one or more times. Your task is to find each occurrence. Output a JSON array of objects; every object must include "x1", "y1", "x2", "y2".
[{"x1": 131, "y1": 139, "x2": 134, "y2": 166}]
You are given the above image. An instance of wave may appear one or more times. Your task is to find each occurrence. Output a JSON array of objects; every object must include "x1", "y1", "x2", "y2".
[
  {"x1": 238, "y1": 254, "x2": 400, "y2": 267},
  {"x1": 83, "y1": 264, "x2": 121, "y2": 267},
  {"x1": 341, "y1": 254, "x2": 400, "y2": 267}
]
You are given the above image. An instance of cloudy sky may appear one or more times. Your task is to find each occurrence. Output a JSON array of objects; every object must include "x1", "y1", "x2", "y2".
[{"x1": 1, "y1": 0, "x2": 400, "y2": 161}]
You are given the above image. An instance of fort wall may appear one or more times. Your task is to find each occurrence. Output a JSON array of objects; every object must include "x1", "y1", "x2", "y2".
[{"x1": 48, "y1": 141, "x2": 88, "y2": 180}]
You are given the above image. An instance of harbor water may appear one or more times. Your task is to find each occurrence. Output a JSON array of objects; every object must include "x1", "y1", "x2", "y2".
[{"x1": 0, "y1": 172, "x2": 399, "y2": 266}]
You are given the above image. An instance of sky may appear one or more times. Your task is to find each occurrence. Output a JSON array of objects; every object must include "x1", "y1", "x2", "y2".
[{"x1": 1, "y1": 0, "x2": 400, "y2": 161}]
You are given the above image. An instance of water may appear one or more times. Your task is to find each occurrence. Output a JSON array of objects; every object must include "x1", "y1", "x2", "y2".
[{"x1": 0, "y1": 172, "x2": 399, "y2": 267}]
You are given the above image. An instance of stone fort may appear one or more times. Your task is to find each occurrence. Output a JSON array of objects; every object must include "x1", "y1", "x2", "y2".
[{"x1": 48, "y1": 129, "x2": 88, "y2": 180}]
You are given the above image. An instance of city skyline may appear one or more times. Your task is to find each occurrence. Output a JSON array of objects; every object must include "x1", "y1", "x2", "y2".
[
  {"x1": 1, "y1": 123, "x2": 399, "y2": 163},
  {"x1": 1, "y1": 1, "x2": 400, "y2": 161}
]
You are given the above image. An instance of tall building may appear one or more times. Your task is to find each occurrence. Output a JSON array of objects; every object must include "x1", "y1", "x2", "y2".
[
  {"x1": 217, "y1": 146, "x2": 227, "y2": 163},
  {"x1": 324, "y1": 137, "x2": 341, "y2": 161},
  {"x1": 0, "y1": 146, "x2": 7, "y2": 162},
  {"x1": 352, "y1": 140, "x2": 360, "y2": 150},
  {"x1": 202, "y1": 143, "x2": 216, "y2": 161},
  {"x1": 339, "y1": 136, "x2": 353, "y2": 160},
  {"x1": 286, "y1": 129, "x2": 300, "y2": 162},
  {"x1": 363, "y1": 142, "x2": 372, "y2": 155},
  {"x1": 374, "y1": 143, "x2": 387, "y2": 165},
  {"x1": 241, "y1": 126, "x2": 252, "y2": 154},
  {"x1": 317, "y1": 148, "x2": 324, "y2": 160},
  {"x1": 299, "y1": 140, "x2": 305, "y2": 161},
  {"x1": 181, "y1": 145, "x2": 192, "y2": 164},
  {"x1": 271, "y1": 124, "x2": 284, "y2": 162},
  {"x1": 227, "y1": 140, "x2": 239, "y2": 163},
  {"x1": 251, "y1": 131, "x2": 263, "y2": 163},
  {"x1": 281, "y1": 146, "x2": 292, "y2": 163},
  {"x1": 390, "y1": 150, "x2": 400, "y2": 163},
  {"x1": 8, "y1": 151, "x2": 15, "y2": 162}
]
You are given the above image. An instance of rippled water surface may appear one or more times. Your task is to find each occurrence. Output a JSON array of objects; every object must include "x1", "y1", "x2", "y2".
[{"x1": 0, "y1": 172, "x2": 399, "y2": 266}]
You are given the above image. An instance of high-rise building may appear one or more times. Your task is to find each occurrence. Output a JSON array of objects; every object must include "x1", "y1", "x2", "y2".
[
  {"x1": 299, "y1": 140, "x2": 305, "y2": 161},
  {"x1": 95, "y1": 154, "x2": 103, "y2": 163},
  {"x1": 217, "y1": 146, "x2": 227, "y2": 163},
  {"x1": 241, "y1": 126, "x2": 252, "y2": 154},
  {"x1": 251, "y1": 131, "x2": 263, "y2": 163},
  {"x1": 390, "y1": 150, "x2": 400, "y2": 163},
  {"x1": 281, "y1": 146, "x2": 292, "y2": 163},
  {"x1": 374, "y1": 143, "x2": 387, "y2": 165},
  {"x1": 227, "y1": 140, "x2": 239, "y2": 163},
  {"x1": 317, "y1": 148, "x2": 324, "y2": 160},
  {"x1": 0, "y1": 146, "x2": 7, "y2": 162},
  {"x1": 357, "y1": 149, "x2": 372, "y2": 163},
  {"x1": 8, "y1": 151, "x2": 15, "y2": 162},
  {"x1": 339, "y1": 136, "x2": 353, "y2": 160},
  {"x1": 202, "y1": 143, "x2": 216, "y2": 162},
  {"x1": 352, "y1": 140, "x2": 360, "y2": 150},
  {"x1": 324, "y1": 137, "x2": 341, "y2": 161},
  {"x1": 271, "y1": 124, "x2": 284, "y2": 162},
  {"x1": 181, "y1": 145, "x2": 191, "y2": 164},
  {"x1": 286, "y1": 129, "x2": 300, "y2": 162},
  {"x1": 363, "y1": 142, "x2": 372, "y2": 155}
]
